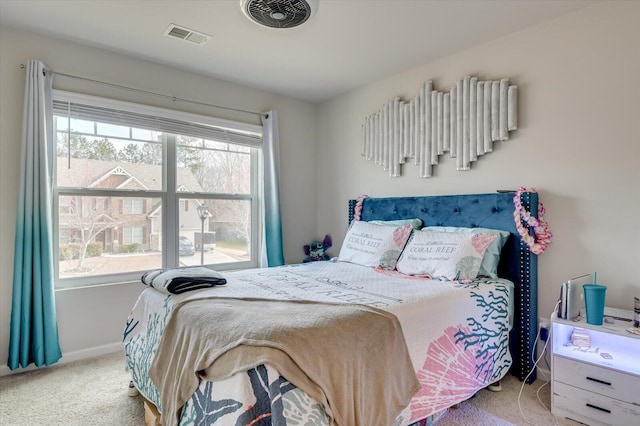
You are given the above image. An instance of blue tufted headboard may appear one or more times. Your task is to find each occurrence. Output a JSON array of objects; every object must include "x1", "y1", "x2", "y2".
[{"x1": 348, "y1": 192, "x2": 538, "y2": 383}]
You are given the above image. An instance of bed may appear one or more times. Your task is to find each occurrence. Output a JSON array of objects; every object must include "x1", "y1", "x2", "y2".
[{"x1": 123, "y1": 191, "x2": 539, "y2": 426}]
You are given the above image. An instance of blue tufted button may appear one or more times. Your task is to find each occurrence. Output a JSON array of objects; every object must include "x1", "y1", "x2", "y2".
[
  {"x1": 493, "y1": 207, "x2": 499, "y2": 213},
  {"x1": 454, "y1": 208, "x2": 460, "y2": 213},
  {"x1": 420, "y1": 208, "x2": 426, "y2": 213}
]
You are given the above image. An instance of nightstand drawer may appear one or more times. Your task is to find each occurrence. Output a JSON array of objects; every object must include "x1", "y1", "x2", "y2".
[
  {"x1": 554, "y1": 356, "x2": 640, "y2": 405},
  {"x1": 553, "y1": 381, "x2": 640, "y2": 426}
]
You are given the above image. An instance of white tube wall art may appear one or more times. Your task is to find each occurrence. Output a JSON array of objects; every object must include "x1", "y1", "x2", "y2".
[{"x1": 361, "y1": 76, "x2": 518, "y2": 177}]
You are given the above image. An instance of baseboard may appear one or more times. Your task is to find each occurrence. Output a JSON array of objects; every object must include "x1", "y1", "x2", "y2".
[
  {"x1": 0, "y1": 342, "x2": 122, "y2": 377},
  {"x1": 536, "y1": 365, "x2": 551, "y2": 381}
]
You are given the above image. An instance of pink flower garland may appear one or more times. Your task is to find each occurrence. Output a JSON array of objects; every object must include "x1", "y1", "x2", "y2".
[
  {"x1": 513, "y1": 187, "x2": 552, "y2": 255},
  {"x1": 353, "y1": 194, "x2": 369, "y2": 221}
]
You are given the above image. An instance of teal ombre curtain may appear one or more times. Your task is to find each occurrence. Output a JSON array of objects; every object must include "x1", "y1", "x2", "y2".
[
  {"x1": 259, "y1": 111, "x2": 285, "y2": 267},
  {"x1": 8, "y1": 60, "x2": 62, "y2": 370}
]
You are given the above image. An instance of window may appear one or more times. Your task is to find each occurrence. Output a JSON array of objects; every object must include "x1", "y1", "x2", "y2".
[
  {"x1": 122, "y1": 226, "x2": 144, "y2": 245},
  {"x1": 122, "y1": 199, "x2": 143, "y2": 214},
  {"x1": 53, "y1": 91, "x2": 262, "y2": 289}
]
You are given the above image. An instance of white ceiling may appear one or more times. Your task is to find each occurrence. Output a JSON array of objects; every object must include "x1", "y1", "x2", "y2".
[{"x1": 0, "y1": 0, "x2": 596, "y2": 103}]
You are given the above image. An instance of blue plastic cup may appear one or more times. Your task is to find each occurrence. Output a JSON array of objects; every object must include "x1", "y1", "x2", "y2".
[{"x1": 583, "y1": 284, "x2": 606, "y2": 325}]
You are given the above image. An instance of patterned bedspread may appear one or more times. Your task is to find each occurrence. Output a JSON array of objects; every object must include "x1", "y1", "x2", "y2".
[{"x1": 123, "y1": 261, "x2": 514, "y2": 425}]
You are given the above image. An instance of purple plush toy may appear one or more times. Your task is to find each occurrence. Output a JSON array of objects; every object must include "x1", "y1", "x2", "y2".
[{"x1": 303, "y1": 235, "x2": 332, "y2": 262}]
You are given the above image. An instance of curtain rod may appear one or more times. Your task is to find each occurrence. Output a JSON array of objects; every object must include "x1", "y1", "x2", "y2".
[{"x1": 20, "y1": 63, "x2": 262, "y2": 118}]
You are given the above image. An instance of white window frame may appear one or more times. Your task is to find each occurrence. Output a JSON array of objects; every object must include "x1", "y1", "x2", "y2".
[{"x1": 53, "y1": 90, "x2": 262, "y2": 289}]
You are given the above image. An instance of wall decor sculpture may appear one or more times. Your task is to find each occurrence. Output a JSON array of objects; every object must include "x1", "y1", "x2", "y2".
[{"x1": 361, "y1": 76, "x2": 517, "y2": 177}]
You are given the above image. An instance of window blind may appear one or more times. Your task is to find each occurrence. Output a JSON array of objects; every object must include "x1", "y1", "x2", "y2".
[{"x1": 53, "y1": 99, "x2": 262, "y2": 148}]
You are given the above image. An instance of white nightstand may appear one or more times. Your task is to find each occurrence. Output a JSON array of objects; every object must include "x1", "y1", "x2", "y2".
[{"x1": 551, "y1": 308, "x2": 640, "y2": 425}]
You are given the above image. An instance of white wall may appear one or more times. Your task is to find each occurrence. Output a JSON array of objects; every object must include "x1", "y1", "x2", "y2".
[
  {"x1": 0, "y1": 27, "x2": 317, "y2": 369},
  {"x1": 317, "y1": 3, "x2": 640, "y2": 323}
]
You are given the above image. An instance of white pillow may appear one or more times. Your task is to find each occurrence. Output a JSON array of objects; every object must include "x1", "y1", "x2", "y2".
[
  {"x1": 396, "y1": 231, "x2": 497, "y2": 280},
  {"x1": 338, "y1": 221, "x2": 413, "y2": 269},
  {"x1": 421, "y1": 226, "x2": 510, "y2": 278}
]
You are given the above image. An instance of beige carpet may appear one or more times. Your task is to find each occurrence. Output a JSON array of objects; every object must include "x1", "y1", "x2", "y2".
[
  {"x1": 0, "y1": 351, "x2": 581, "y2": 426},
  {"x1": 438, "y1": 370, "x2": 581, "y2": 426},
  {"x1": 0, "y1": 352, "x2": 142, "y2": 426}
]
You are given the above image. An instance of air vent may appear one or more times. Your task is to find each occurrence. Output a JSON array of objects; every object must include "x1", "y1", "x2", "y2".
[
  {"x1": 241, "y1": 0, "x2": 317, "y2": 29},
  {"x1": 163, "y1": 24, "x2": 211, "y2": 45}
]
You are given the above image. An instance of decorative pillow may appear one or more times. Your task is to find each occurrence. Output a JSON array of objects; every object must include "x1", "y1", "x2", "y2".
[
  {"x1": 421, "y1": 226, "x2": 510, "y2": 278},
  {"x1": 396, "y1": 231, "x2": 497, "y2": 280},
  {"x1": 338, "y1": 221, "x2": 413, "y2": 269},
  {"x1": 368, "y1": 218, "x2": 423, "y2": 230}
]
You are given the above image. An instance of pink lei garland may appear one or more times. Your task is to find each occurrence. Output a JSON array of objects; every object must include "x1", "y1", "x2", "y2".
[
  {"x1": 353, "y1": 194, "x2": 369, "y2": 221},
  {"x1": 513, "y1": 187, "x2": 552, "y2": 255}
]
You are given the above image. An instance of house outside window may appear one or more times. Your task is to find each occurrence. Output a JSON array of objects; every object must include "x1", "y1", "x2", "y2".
[{"x1": 53, "y1": 91, "x2": 262, "y2": 289}]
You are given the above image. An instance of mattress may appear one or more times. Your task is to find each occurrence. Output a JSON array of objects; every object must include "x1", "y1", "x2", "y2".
[{"x1": 123, "y1": 260, "x2": 514, "y2": 425}]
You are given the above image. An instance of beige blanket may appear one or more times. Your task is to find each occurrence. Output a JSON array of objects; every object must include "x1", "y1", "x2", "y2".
[{"x1": 148, "y1": 298, "x2": 420, "y2": 426}]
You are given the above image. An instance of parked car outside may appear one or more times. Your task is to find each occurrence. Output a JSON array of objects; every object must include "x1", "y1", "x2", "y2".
[{"x1": 179, "y1": 236, "x2": 196, "y2": 256}]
